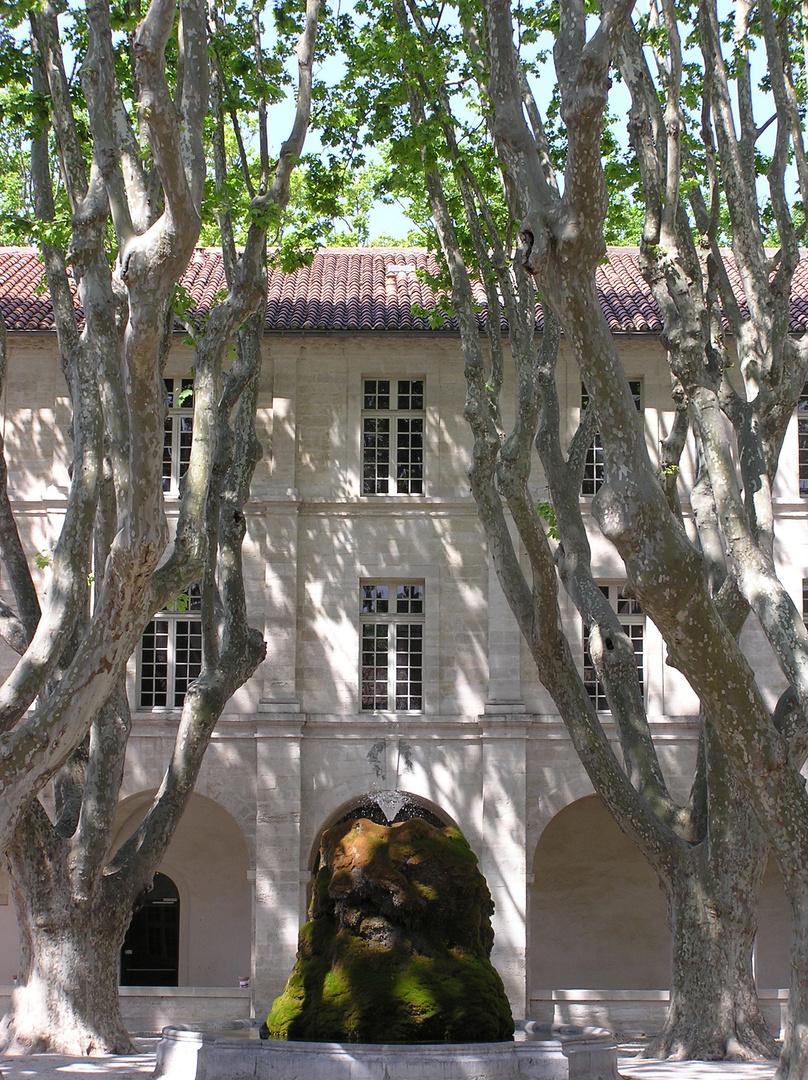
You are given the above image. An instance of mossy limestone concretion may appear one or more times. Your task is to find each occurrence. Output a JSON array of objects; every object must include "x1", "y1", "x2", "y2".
[{"x1": 266, "y1": 816, "x2": 514, "y2": 1043}]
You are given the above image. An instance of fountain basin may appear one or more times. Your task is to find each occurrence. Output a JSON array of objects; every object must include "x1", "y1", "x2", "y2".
[{"x1": 153, "y1": 1020, "x2": 619, "y2": 1080}]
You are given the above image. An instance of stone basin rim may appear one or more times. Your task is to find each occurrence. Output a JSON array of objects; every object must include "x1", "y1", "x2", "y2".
[
  {"x1": 158, "y1": 1018, "x2": 616, "y2": 1047},
  {"x1": 153, "y1": 1021, "x2": 621, "y2": 1080}
]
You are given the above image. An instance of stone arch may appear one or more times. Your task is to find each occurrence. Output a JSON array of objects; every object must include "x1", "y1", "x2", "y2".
[
  {"x1": 529, "y1": 794, "x2": 669, "y2": 994},
  {"x1": 307, "y1": 789, "x2": 460, "y2": 874},
  {"x1": 526, "y1": 772, "x2": 596, "y2": 868},
  {"x1": 111, "y1": 791, "x2": 251, "y2": 987}
]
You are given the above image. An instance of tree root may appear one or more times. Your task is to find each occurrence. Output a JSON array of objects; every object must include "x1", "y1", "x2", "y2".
[{"x1": 642, "y1": 1021, "x2": 779, "y2": 1062}]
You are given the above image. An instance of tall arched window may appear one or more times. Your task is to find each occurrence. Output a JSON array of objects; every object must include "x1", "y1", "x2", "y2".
[{"x1": 120, "y1": 872, "x2": 180, "y2": 986}]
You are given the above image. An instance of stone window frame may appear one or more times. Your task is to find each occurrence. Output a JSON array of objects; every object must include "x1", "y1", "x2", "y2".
[
  {"x1": 799, "y1": 384, "x2": 808, "y2": 498},
  {"x1": 359, "y1": 579, "x2": 425, "y2": 713},
  {"x1": 163, "y1": 376, "x2": 194, "y2": 495},
  {"x1": 138, "y1": 584, "x2": 203, "y2": 710},
  {"x1": 361, "y1": 377, "x2": 425, "y2": 496},
  {"x1": 582, "y1": 584, "x2": 645, "y2": 712}
]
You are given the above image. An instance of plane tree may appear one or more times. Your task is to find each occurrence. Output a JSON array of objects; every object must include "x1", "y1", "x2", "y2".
[
  {"x1": 320, "y1": 0, "x2": 808, "y2": 1066},
  {"x1": 0, "y1": 0, "x2": 318, "y2": 1054}
]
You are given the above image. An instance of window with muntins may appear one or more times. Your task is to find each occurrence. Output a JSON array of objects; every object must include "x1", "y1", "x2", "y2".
[
  {"x1": 163, "y1": 377, "x2": 194, "y2": 494},
  {"x1": 362, "y1": 378, "x2": 424, "y2": 495},
  {"x1": 139, "y1": 584, "x2": 202, "y2": 709},
  {"x1": 582, "y1": 585, "x2": 644, "y2": 711},
  {"x1": 581, "y1": 380, "x2": 642, "y2": 496},
  {"x1": 360, "y1": 581, "x2": 424, "y2": 711},
  {"x1": 799, "y1": 384, "x2": 808, "y2": 497}
]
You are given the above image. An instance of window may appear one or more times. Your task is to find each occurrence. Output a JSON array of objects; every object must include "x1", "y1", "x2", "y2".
[
  {"x1": 163, "y1": 377, "x2": 194, "y2": 494},
  {"x1": 139, "y1": 585, "x2": 202, "y2": 709},
  {"x1": 581, "y1": 380, "x2": 642, "y2": 496},
  {"x1": 799, "y1": 384, "x2": 808, "y2": 497},
  {"x1": 360, "y1": 581, "x2": 424, "y2": 711},
  {"x1": 362, "y1": 378, "x2": 424, "y2": 495},
  {"x1": 120, "y1": 872, "x2": 179, "y2": 987},
  {"x1": 582, "y1": 585, "x2": 644, "y2": 711}
]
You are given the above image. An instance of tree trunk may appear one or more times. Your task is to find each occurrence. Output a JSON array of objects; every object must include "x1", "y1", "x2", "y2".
[
  {"x1": 647, "y1": 857, "x2": 777, "y2": 1060},
  {"x1": 0, "y1": 850, "x2": 133, "y2": 1055}
]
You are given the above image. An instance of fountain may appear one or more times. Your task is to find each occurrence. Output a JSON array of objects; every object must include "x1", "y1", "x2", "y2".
[
  {"x1": 265, "y1": 814, "x2": 513, "y2": 1042},
  {"x1": 153, "y1": 792, "x2": 619, "y2": 1080}
]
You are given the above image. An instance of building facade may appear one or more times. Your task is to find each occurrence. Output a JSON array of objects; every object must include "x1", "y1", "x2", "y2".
[{"x1": 0, "y1": 247, "x2": 804, "y2": 1037}]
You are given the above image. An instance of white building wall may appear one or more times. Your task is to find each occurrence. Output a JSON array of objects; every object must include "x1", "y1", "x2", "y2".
[{"x1": 0, "y1": 327, "x2": 798, "y2": 1031}]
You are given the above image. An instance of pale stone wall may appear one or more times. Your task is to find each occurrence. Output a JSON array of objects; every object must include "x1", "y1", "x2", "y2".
[{"x1": 0, "y1": 327, "x2": 799, "y2": 1027}]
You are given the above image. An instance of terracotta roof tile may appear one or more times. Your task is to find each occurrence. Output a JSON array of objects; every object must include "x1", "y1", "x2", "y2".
[{"x1": 1, "y1": 244, "x2": 807, "y2": 336}]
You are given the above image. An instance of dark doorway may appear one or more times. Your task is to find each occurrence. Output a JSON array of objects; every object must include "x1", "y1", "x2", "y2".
[{"x1": 120, "y1": 872, "x2": 180, "y2": 986}]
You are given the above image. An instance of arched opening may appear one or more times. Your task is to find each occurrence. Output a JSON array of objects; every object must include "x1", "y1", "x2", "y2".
[
  {"x1": 530, "y1": 794, "x2": 669, "y2": 991},
  {"x1": 111, "y1": 791, "x2": 251, "y2": 987},
  {"x1": 120, "y1": 872, "x2": 180, "y2": 987}
]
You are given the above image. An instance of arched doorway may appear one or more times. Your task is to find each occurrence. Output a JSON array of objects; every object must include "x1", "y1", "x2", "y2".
[{"x1": 120, "y1": 872, "x2": 180, "y2": 986}]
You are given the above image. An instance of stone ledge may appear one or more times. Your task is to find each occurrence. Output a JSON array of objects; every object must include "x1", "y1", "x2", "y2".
[{"x1": 529, "y1": 990, "x2": 789, "y2": 1041}]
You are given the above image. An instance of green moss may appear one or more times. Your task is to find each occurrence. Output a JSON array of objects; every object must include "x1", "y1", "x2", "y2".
[{"x1": 266, "y1": 817, "x2": 514, "y2": 1043}]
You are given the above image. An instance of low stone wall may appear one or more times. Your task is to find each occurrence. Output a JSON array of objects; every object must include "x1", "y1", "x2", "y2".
[
  {"x1": 0, "y1": 986, "x2": 251, "y2": 1034},
  {"x1": 120, "y1": 987, "x2": 253, "y2": 1034},
  {"x1": 153, "y1": 1022, "x2": 619, "y2": 1080},
  {"x1": 529, "y1": 990, "x2": 789, "y2": 1041}
]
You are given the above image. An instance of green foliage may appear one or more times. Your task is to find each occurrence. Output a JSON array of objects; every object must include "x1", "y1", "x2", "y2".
[
  {"x1": 34, "y1": 550, "x2": 51, "y2": 570},
  {"x1": 535, "y1": 501, "x2": 559, "y2": 541},
  {"x1": 167, "y1": 590, "x2": 190, "y2": 614},
  {"x1": 0, "y1": 74, "x2": 52, "y2": 243}
]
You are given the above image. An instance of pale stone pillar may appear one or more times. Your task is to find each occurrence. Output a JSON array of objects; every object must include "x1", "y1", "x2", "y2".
[
  {"x1": 253, "y1": 715, "x2": 304, "y2": 1018},
  {"x1": 480, "y1": 715, "x2": 529, "y2": 1020},
  {"x1": 260, "y1": 506, "x2": 301, "y2": 707},
  {"x1": 260, "y1": 343, "x2": 301, "y2": 709},
  {"x1": 486, "y1": 538, "x2": 525, "y2": 710}
]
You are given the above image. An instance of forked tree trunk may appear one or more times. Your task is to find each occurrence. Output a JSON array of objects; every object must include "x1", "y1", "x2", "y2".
[
  {"x1": 0, "y1": 843, "x2": 133, "y2": 1055},
  {"x1": 649, "y1": 858, "x2": 777, "y2": 1060}
]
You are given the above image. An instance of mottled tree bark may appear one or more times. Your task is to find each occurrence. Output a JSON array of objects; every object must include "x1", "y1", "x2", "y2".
[
  {"x1": 649, "y1": 730, "x2": 775, "y2": 1060},
  {"x1": 0, "y1": 0, "x2": 318, "y2": 1053},
  {"x1": 1, "y1": 803, "x2": 133, "y2": 1055},
  {"x1": 385, "y1": 0, "x2": 784, "y2": 1060}
]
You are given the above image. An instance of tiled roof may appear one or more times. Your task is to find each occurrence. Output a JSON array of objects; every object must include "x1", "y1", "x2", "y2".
[{"x1": 1, "y1": 245, "x2": 807, "y2": 335}]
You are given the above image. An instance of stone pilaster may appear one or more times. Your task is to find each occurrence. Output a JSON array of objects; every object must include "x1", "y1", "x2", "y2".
[
  {"x1": 486, "y1": 533, "x2": 525, "y2": 712},
  {"x1": 253, "y1": 715, "x2": 304, "y2": 1017},
  {"x1": 480, "y1": 715, "x2": 529, "y2": 1020},
  {"x1": 260, "y1": 341, "x2": 302, "y2": 710}
]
